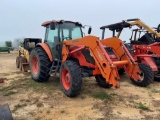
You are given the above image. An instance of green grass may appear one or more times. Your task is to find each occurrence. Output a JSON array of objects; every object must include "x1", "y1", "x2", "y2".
[
  {"x1": 24, "y1": 78, "x2": 56, "y2": 93},
  {"x1": 137, "y1": 102, "x2": 149, "y2": 110},
  {"x1": 3, "y1": 91, "x2": 17, "y2": 96},
  {"x1": 92, "y1": 91, "x2": 112, "y2": 100},
  {"x1": 0, "y1": 86, "x2": 14, "y2": 92}
]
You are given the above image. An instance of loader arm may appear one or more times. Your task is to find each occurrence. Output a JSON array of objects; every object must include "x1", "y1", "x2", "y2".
[
  {"x1": 115, "y1": 19, "x2": 160, "y2": 39},
  {"x1": 62, "y1": 36, "x2": 142, "y2": 87},
  {"x1": 101, "y1": 37, "x2": 142, "y2": 80},
  {"x1": 129, "y1": 20, "x2": 160, "y2": 38}
]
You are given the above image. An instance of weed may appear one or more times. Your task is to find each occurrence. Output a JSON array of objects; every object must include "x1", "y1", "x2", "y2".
[
  {"x1": 34, "y1": 117, "x2": 41, "y2": 120},
  {"x1": 117, "y1": 111, "x2": 121, "y2": 114},
  {"x1": 60, "y1": 110, "x2": 65, "y2": 113},
  {"x1": 137, "y1": 102, "x2": 149, "y2": 110},
  {"x1": 151, "y1": 89, "x2": 160, "y2": 93},
  {"x1": 12, "y1": 103, "x2": 27, "y2": 113},
  {"x1": 46, "y1": 110, "x2": 50, "y2": 114},
  {"x1": 36, "y1": 102, "x2": 44, "y2": 108},
  {"x1": 80, "y1": 95, "x2": 86, "y2": 100},
  {"x1": 92, "y1": 91, "x2": 112, "y2": 100}
]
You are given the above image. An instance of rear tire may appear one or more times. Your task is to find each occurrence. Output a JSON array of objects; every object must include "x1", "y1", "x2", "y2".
[
  {"x1": 130, "y1": 63, "x2": 154, "y2": 87},
  {"x1": 30, "y1": 47, "x2": 52, "y2": 82},
  {"x1": 95, "y1": 75, "x2": 112, "y2": 88},
  {"x1": 60, "y1": 60, "x2": 82, "y2": 97}
]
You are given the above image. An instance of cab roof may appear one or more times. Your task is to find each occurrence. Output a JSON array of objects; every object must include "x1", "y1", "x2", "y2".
[
  {"x1": 41, "y1": 20, "x2": 78, "y2": 27},
  {"x1": 100, "y1": 18, "x2": 139, "y2": 31}
]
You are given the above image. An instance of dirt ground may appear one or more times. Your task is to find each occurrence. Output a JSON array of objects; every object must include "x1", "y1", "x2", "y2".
[{"x1": 0, "y1": 51, "x2": 160, "y2": 120}]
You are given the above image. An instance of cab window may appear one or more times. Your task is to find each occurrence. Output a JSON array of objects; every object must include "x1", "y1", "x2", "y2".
[{"x1": 45, "y1": 25, "x2": 58, "y2": 43}]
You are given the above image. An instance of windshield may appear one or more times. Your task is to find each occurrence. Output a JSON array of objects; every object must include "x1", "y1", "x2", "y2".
[{"x1": 59, "y1": 22, "x2": 82, "y2": 41}]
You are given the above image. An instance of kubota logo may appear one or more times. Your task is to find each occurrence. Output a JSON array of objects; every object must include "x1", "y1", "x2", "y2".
[{"x1": 96, "y1": 49, "x2": 103, "y2": 60}]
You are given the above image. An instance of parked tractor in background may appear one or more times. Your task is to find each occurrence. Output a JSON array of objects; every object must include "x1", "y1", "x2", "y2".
[
  {"x1": 16, "y1": 38, "x2": 41, "y2": 72},
  {"x1": 5, "y1": 41, "x2": 12, "y2": 50},
  {"x1": 100, "y1": 18, "x2": 160, "y2": 82},
  {"x1": 0, "y1": 41, "x2": 12, "y2": 53},
  {"x1": 29, "y1": 20, "x2": 150, "y2": 97}
]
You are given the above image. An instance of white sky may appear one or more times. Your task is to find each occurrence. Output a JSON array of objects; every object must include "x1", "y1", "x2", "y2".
[{"x1": 0, "y1": 0, "x2": 160, "y2": 42}]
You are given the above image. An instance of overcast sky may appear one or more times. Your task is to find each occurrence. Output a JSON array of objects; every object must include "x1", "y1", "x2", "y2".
[{"x1": 0, "y1": 0, "x2": 160, "y2": 42}]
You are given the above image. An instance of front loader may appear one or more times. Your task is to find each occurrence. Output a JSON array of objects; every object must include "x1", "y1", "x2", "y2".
[
  {"x1": 100, "y1": 18, "x2": 160, "y2": 81},
  {"x1": 29, "y1": 20, "x2": 146, "y2": 97},
  {"x1": 16, "y1": 38, "x2": 41, "y2": 72}
]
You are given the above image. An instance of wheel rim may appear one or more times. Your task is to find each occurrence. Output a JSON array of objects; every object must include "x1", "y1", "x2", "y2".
[
  {"x1": 62, "y1": 68, "x2": 70, "y2": 90},
  {"x1": 32, "y1": 56, "x2": 39, "y2": 75}
]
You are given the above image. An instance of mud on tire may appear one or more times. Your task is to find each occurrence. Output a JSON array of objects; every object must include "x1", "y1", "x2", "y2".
[
  {"x1": 130, "y1": 63, "x2": 154, "y2": 87},
  {"x1": 95, "y1": 75, "x2": 112, "y2": 88},
  {"x1": 60, "y1": 60, "x2": 82, "y2": 97},
  {"x1": 30, "y1": 47, "x2": 52, "y2": 82}
]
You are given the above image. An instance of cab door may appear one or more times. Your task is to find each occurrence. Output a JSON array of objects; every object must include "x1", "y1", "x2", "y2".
[{"x1": 44, "y1": 25, "x2": 59, "y2": 60}]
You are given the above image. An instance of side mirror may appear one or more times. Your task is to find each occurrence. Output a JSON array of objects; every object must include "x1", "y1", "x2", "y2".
[
  {"x1": 50, "y1": 22, "x2": 56, "y2": 30},
  {"x1": 88, "y1": 27, "x2": 92, "y2": 34}
]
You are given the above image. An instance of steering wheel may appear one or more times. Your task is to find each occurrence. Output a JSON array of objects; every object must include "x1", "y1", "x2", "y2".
[{"x1": 63, "y1": 36, "x2": 72, "y2": 40}]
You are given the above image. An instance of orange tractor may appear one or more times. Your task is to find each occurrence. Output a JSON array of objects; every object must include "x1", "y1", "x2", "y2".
[
  {"x1": 100, "y1": 18, "x2": 160, "y2": 81},
  {"x1": 29, "y1": 20, "x2": 152, "y2": 97}
]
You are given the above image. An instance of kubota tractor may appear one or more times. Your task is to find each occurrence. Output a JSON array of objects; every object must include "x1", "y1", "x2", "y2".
[
  {"x1": 30, "y1": 20, "x2": 149, "y2": 97},
  {"x1": 100, "y1": 18, "x2": 160, "y2": 82},
  {"x1": 16, "y1": 38, "x2": 42, "y2": 72},
  {"x1": 129, "y1": 24, "x2": 160, "y2": 80}
]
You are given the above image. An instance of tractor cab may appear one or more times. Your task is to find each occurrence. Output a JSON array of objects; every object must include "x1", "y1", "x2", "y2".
[
  {"x1": 23, "y1": 38, "x2": 42, "y2": 53},
  {"x1": 129, "y1": 29, "x2": 156, "y2": 44},
  {"x1": 100, "y1": 19, "x2": 160, "y2": 44},
  {"x1": 42, "y1": 20, "x2": 91, "y2": 59}
]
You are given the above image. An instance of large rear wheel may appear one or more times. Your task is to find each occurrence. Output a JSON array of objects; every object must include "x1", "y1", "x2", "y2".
[
  {"x1": 60, "y1": 60, "x2": 82, "y2": 97},
  {"x1": 30, "y1": 47, "x2": 52, "y2": 82},
  {"x1": 130, "y1": 63, "x2": 154, "y2": 87},
  {"x1": 95, "y1": 75, "x2": 112, "y2": 88}
]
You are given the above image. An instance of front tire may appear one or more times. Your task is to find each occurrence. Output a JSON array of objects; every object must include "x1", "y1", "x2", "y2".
[
  {"x1": 60, "y1": 60, "x2": 82, "y2": 97},
  {"x1": 30, "y1": 47, "x2": 52, "y2": 82},
  {"x1": 95, "y1": 75, "x2": 112, "y2": 88},
  {"x1": 16, "y1": 57, "x2": 20, "y2": 68},
  {"x1": 154, "y1": 75, "x2": 160, "y2": 81},
  {"x1": 130, "y1": 63, "x2": 154, "y2": 87}
]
